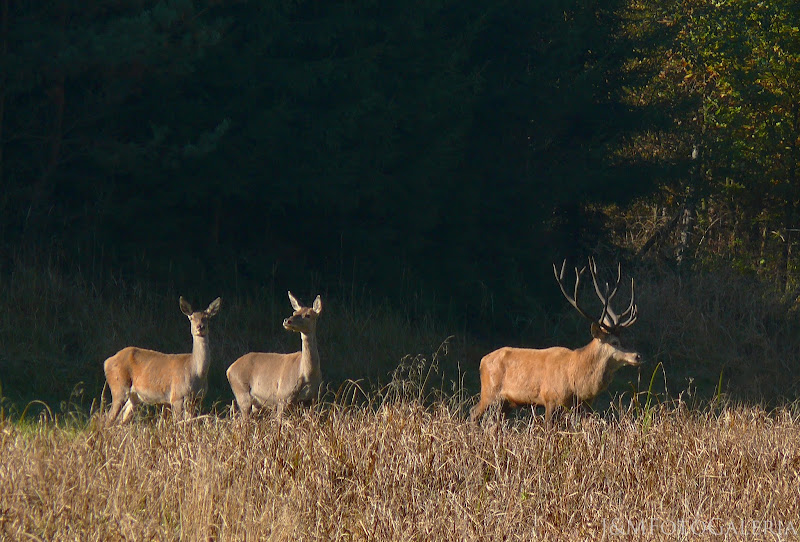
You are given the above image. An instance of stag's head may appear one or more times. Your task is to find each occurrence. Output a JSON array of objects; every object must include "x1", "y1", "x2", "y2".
[
  {"x1": 283, "y1": 292, "x2": 323, "y2": 335},
  {"x1": 589, "y1": 322, "x2": 642, "y2": 367},
  {"x1": 554, "y1": 258, "x2": 641, "y2": 367},
  {"x1": 180, "y1": 297, "x2": 222, "y2": 338}
]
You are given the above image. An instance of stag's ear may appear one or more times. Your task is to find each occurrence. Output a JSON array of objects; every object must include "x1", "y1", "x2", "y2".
[
  {"x1": 288, "y1": 291, "x2": 302, "y2": 311},
  {"x1": 590, "y1": 322, "x2": 607, "y2": 340},
  {"x1": 312, "y1": 295, "x2": 322, "y2": 314},
  {"x1": 206, "y1": 297, "x2": 222, "y2": 317},
  {"x1": 180, "y1": 297, "x2": 193, "y2": 316}
]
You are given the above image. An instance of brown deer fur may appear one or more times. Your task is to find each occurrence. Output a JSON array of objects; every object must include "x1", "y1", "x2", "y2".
[
  {"x1": 103, "y1": 297, "x2": 222, "y2": 423},
  {"x1": 103, "y1": 297, "x2": 221, "y2": 423},
  {"x1": 471, "y1": 324, "x2": 640, "y2": 424},
  {"x1": 471, "y1": 259, "x2": 641, "y2": 425},
  {"x1": 227, "y1": 292, "x2": 322, "y2": 419}
]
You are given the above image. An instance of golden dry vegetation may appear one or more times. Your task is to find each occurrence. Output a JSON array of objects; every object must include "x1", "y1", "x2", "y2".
[{"x1": 1, "y1": 396, "x2": 799, "y2": 541}]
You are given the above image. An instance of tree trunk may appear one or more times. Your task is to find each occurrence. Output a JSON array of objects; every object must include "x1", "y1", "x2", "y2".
[
  {"x1": 0, "y1": 0, "x2": 8, "y2": 187},
  {"x1": 778, "y1": 227, "x2": 791, "y2": 293},
  {"x1": 636, "y1": 207, "x2": 682, "y2": 258},
  {"x1": 677, "y1": 144, "x2": 702, "y2": 266},
  {"x1": 46, "y1": 77, "x2": 65, "y2": 177},
  {"x1": 676, "y1": 194, "x2": 696, "y2": 266}
]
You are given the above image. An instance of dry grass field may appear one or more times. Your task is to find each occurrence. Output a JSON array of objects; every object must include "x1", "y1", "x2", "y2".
[{"x1": 2, "y1": 392, "x2": 799, "y2": 541}]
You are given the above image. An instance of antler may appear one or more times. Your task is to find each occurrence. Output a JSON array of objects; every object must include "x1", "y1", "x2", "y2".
[
  {"x1": 588, "y1": 257, "x2": 620, "y2": 329},
  {"x1": 553, "y1": 260, "x2": 598, "y2": 326},
  {"x1": 554, "y1": 258, "x2": 638, "y2": 333}
]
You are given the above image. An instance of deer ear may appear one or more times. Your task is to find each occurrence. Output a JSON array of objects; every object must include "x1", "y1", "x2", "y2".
[
  {"x1": 179, "y1": 297, "x2": 193, "y2": 316},
  {"x1": 206, "y1": 297, "x2": 221, "y2": 317},
  {"x1": 288, "y1": 291, "x2": 301, "y2": 311},
  {"x1": 312, "y1": 295, "x2": 322, "y2": 314},
  {"x1": 590, "y1": 322, "x2": 606, "y2": 340}
]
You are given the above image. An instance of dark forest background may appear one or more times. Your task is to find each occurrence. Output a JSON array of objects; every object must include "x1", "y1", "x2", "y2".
[{"x1": 2, "y1": 0, "x2": 800, "y2": 413}]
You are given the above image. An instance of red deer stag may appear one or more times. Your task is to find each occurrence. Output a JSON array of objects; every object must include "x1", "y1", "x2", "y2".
[
  {"x1": 226, "y1": 292, "x2": 322, "y2": 419},
  {"x1": 471, "y1": 258, "x2": 640, "y2": 425},
  {"x1": 104, "y1": 297, "x2": 222, "y2": 423}
]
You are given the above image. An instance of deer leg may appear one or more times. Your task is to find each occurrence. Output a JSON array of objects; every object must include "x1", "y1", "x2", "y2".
[
  {"x1": 170, "y1": 396, "x2": 186, "y2": 421},
  {"x1": 107, "y1": 392, "x2": 126, "y2": 422},
  {"x1": 562, "y1": 398, "x2": 577, "y2": 427},
  {"x1": 470, "y1": 392, "x2": 495, "y2": 422},
  {"x1": 471, "y1": 380, "x2": 501, "y2": 422},
  {"x1": 232, "y1": 392, "x2": 252, "y2": 420},
  {"x1": 544, "y1": 403, "x2": 555, "y2": 428},
  {"x1": 228, "y1": 376, "x2": 254, "y2": 420},
  {"x1": 120, "y1": 397, "x2": 138, "y2": 424},
  {"x1": 469, "y1": 400, "x2": 487, "y2": 422},
  {"x1": 106, "y1": 376, "x2": 130, "y2": 423}
]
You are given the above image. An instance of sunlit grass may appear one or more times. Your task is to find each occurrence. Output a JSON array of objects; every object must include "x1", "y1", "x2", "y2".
[{"x1": 1, "y1": 377, "x2": 799, "y2": 541}]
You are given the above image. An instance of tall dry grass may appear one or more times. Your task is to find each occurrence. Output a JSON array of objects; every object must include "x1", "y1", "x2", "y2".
[
  {"x1": 1, "y1": 390, "x2": 799, "y2": 541},
  {"x1": 3, "y1": 253, "x2": 800, "y2": 414},
  {"x1": 0, "y1": 257, "x2": 459, "y2": 411},
  {"x1": 632, "y1": 265, "x2": 800, "y2": 402}
]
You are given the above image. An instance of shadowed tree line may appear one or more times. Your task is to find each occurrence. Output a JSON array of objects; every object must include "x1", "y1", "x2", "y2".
[
  {"x1": 0, "y1": 0, "x2": 655, "y2": 320},
  {"x1": 2, "y1": 0, "x2": 800, "y2": 407}
]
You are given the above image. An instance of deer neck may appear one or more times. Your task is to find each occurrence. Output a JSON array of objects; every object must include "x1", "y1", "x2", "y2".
[
  {"x1": 572, "y1": 339, "x2": 613, "y2": 399},
  {"x1": 299, "y1": 331, "x2": 320, "y2": 379},
  {"x1": 190, "y1": 333, "x2": 211, "y2": 380}
]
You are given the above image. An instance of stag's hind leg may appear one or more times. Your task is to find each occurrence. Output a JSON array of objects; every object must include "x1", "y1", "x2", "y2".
[
  {"x1": 107, "y1": 395, "x2": 126, "y2": 422},
  {"x1": 105, "y1": 378, "x2": 131, "y2": 423},
  {"x1": 470, "y1": 397, "x2": 491, "y2": 422},
  {"x1": 234, "y1": 396, "x2": 253, "y2": 420},
  {"x1": 471, "y1": 377, "x2": 503, "y2": 422},
  {"x1": 119, "y1": 395, "x2": 140, "y2": 424},
  {"x1": 470, "y1": 381, "x2": 499, "y2": 422}
]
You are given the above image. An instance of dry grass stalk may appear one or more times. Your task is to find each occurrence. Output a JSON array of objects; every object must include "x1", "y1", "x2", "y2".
[{"x1": 1, "y1": 399, "x2": 799, "y2": 541}]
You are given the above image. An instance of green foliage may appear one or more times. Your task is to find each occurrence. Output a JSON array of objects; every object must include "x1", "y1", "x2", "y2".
[{"x1": 620, "y1": 0, "x2": 800, "y2": 289}]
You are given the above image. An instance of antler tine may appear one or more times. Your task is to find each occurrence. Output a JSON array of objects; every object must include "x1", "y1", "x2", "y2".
[
  {"x1": 553, "y1": 260, "x2": 596, "y2": 324},
  {"x1": 617, "y1": 277, "x2": 635, "y2": 318},
  {"x1": 588, "y1": 257, "x2": 620, "y2": 330},
  {"x1": 589, "y1": 258, "x2": 622, "y2": 304},
  {"x1": 617, "y1": 277, "x2": 638, "y2": 328},
  {"x1": 573, "y1": 265, "x2": 587, "y2": 313},
  {"x1": 618, "y1": 306, "x2": 638, "y2": 328}
]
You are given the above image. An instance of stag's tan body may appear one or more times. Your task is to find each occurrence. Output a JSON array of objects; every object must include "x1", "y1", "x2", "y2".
[
  {"x1": 473, "y1": 336, "x2": 638, "y2": 423},
  {"x1": 471, "y1": 259, "x2": 641, "y2": 425},
  {"x1": 103, "y1": 297, "x2": 221, "y2": 423},
  {"x1": 227, "y1": 292, "x2": 322, "y2": 418}
]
